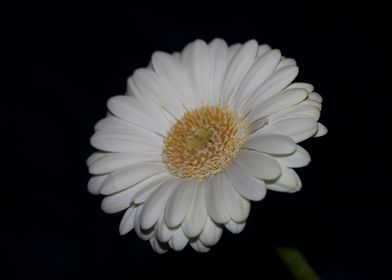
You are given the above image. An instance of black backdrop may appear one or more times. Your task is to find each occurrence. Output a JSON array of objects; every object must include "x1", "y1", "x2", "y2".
[{"x1": 4, "y1": 2, "x2": 391, "y2": 279}]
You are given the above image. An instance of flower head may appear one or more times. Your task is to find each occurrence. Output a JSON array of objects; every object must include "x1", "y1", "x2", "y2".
[{"x1": 87, "y1": 39, "x2": 327, "y2": 253}]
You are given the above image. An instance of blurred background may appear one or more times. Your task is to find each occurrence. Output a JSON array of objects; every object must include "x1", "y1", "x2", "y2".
[{"x1": 3, "y1": 1, "x2": 391, "y2": 279}]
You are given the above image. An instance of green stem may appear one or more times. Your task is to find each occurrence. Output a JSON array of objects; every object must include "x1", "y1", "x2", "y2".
[{"x1": 274, "y1": 246, "x2": 321, "y2": 280}]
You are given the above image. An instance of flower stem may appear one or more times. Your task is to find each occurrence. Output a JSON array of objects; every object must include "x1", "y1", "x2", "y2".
[{"x1": 274, "y1": 245, "x2": 321, "y2": 280}]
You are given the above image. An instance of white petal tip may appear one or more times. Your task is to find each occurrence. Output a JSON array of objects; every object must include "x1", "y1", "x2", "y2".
[
  {"x1": 314, "y1": 123, "x2": 328, "y2": 137},
  {"x1": 225, "y1": 221, "x2": 246, "y2": 234}
]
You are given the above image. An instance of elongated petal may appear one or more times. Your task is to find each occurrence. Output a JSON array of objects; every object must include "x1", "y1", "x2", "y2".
[
  {"x1": 132, "y1": 68, "x2": 185, "y2": 119},
  {"x1": 87, "y1": 175, "x2": 107, "y2": 195},
  {"x1": 90, "y1": 131, "x2": 160, "y2": 153},
  {"x1": 267, "y1": 104, "x2": 321, "y2": 122},
  {"x1": 94, "y1": 116, "x2": 133, "y2": 132},
  {"x1": 257, "y1": 44, "x2": 271, "y2": 57},
  {"x1": 154, "y1": 217, "x2": 174, "y2": 243},
  {"x1": 132, "y1": 181, "x2": 162, "y2": 205},
  {"x1": 99, "y1": 162, "x2": 166, "y2": 195},
  {"x1": 225, "y1": 164, "x2": 267, "y2": 201},
  {"x1": 221, "y1": 40, "x2": 258, "y2": 102},
  {"x1": 277, "y1": 57, "x2": 296, "y2": 69},
  {"x1": 208, "y1": 38, "x2": 228, "y2": 103},
  {"x1": 199, "y1": 216, "x2": 223, "y2": 246},
  {"x1": 225, "y1": 220, "x2": 246, "y2": 234},
  {"x1": 243, "y1": 66, "x2": 299, "y2": 113},
  {"x1": 89, "y1": 152, "x2": 161, "y2": 175},
  {"x1": 221, "y1": 174, "x2": 251, "y2": 223},
  {"x1": 234, "y1": 149, "x2": 281, "y2": 181},
  {"x1": 140, "y1": 180, "x2": 180, "y2": 230},
  {"x1": 258, "y1": 116, "x2": 318, "y2": 143},
  {"x1": 119, "y1": 207, "x2": 137, "y2": 235},
  {"x1": 286, "y1": 82, "x2": 314, "y2": 93},
  {"x1": 245, "y1": 134, "x2": 296, "y2": 155},
  {"x1": 182, "y1": 182, "x2": 207, "y2": 237},
  {"x1": 107, "y1": 95, "x2": 169, "y2": 135},
  {"x1": 275, "y1": 145, "x2": 311, "y2": 168},
  {"x1": 247, "y1": 88, "x2": 308, "y2": 122},
  {"x1": 164, "y1": 180, "x2": 197, "y2": 228},
  {"x1": 267, "y1": 166, "x2": 302, "y2": 193},
  {"x1": 86, "y1": 152, "x2": 106, "y2": 167},
  {"x1": 150, "y1": 236, "x2": 168, "y2": 254},
  {"x1": 100, "y1": 173, "x2": 168, "y2": 213},
  {"x1": 168, "y1": 227, "x2": 188, "y2": 251},
  {"x1": 234, "y1": 49, "x2": 281, "y2": 108},
  {"x1": 309, "y1": 92, "x2": 323, "y2": 103},
  {"x1": 205, "y1": 176, "x2": 230, "y2": 224},
  {"x1": 182, "y1": 40, "x2": 210, "y2": 102},
  {"x1": 134, "y1": 206, "x2": 155, "y2": 241},
  {"x1": 152, "y1": 51, "x2": 197, "y2": 108},
  {"x1": 314, "y1": 123, "x2": 328, "y2": 137},
  {"x1": 190, "y1": 240, "x2": 210, "y2": 253}
]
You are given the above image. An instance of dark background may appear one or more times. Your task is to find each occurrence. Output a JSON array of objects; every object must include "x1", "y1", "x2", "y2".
[{"x1": 4, "y1": 2, "x2": 391, "y2": 279}]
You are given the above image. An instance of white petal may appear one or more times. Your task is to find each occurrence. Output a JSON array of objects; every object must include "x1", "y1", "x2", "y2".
[
  {"x1": 94, "y1": 124, "x2": 163, "y2": 143},
  {"x1": 150, "y1": 236, "x2": 168, "y2": 254},
  {"x1": 182, "y1": 182, "x2": 207, "y2": 238},
  {"x1": 90, "y1": 131, "x2": 160, "y2": 153},
  {"x1": 225, "y1": 220, "x2": 246, "y2": 234},
  {"x1": 276, "y1": 58, "x2": 296, "y2": 70},
  {"x1": 259, "y1": 116, "x2": 318, "y2": 143},
  {"x1": 286, "y1": 82, "x2": 314, "y2": 93},
  {"x1": 152, "y1": 51, "x2": 197, "y2": 108},
  {"x1": 182, "y1": 39, "x2": 210, "y2": 102},
  {"x1": 227, "y1": 43, "x2": 241, "y2": 62},
  {"x1": 309, "y1": 92, "x2": 323, "y2": 103},
  {"x1": 132, "y1": 68, "x2": 185, "y2": 119},
  {"x1": 190, "y1": 240, "x2": 210, "y2": 253},
  {"x1": 132, "y1": 180, "x2": 163, "y2": 205},
  {"x1": 234, "y1": 49, "x2": 281, "y2": 109},
  {"x1": 302, "y1": 99, "x2": 322, "y2": 110},
  {"x1": 267, "y1": 104, "x2": 321, "y2": 122},
  {"x1": 314, "y1": 123, "x2": 328, "y2": 137},
  {"x1": 221, "y1": 40, "x2": 258, "y2": 102},
  {"x1": 199, "y1": 216, "x2": 223, "y2": 247},
  {"x1": 101, "y1": 187, "x2": 136, "y2": 214},
  {"x1": 275, "y1": 145, "x2": 311, "y2": 168},
  {"x1": 225, "y1": 164, "x2": 267, "y2": 201},
  {"x1": 86, "y1": 152, "x2": 106, "y2": 167},
  {"x1": 134, "y1": 206, "x2": 155, "y2": 241},
  {"x1": 245, "y1": 134, "x2": 296, "y2": 155},
  {"x1": 94, "y1": 116, "x2": 134, "y2": 132},
  {"x1": 208, "y1": 38, "x2": 228, "y2": 103},
  {"x1": 99, "y1": 162, "x2": 166, "y2": 195},
  {"x1": 247, "y1": 88, "x2": 308, "y2": 122},
  {"x1": 140, "y1": 180, "x2": 180, "y2": 230},
  {"x1": 168, "y1": 227, "x2": 188, "y2": 251},
  {"x1": 164, "y1": 180, "x2": 197, "y2": 228},
  {"x1": 89, "y1": 152, "x2": 161, "y2": 175},
  {"x1": 257, "y1": 44, "x2": 271, "y2": 57},
  {"x1": 242, "y1": 66, "x2": 299, "y2": 114},
  {"x1": 221, "y1": 174, "x2": 251, "y2": 223},
  {"x1": 267, "y1": 167, "x2": 302, "y2": 193},
  {"x1": 107, "y1": 95, "x2": 170, "y2": 135},
  {"x1": 125, "y1": 75, "x2": 139, "y2": 97},
  {"x1": 100, "y1": 173, "x2": 168, "y2": 213},
  {"x1": 234, "y1": 149, "x2": 281, "y2": 181},
  {"x1": 205, "y1": 176, "x2": 230, "y2": 224},
  {"x1": 155, "y1": 217, "x2": 173, "y2": 243},
  {"x1": 119, "y1": 207, "x2": 136, "y2": 235},
  {"x1": 87, "y1": 175, "x2": 107, "y2": 195}
]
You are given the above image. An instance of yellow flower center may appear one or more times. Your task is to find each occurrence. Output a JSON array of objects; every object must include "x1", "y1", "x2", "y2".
[{"x1": 162, "y1": 105, "x2": 249, "y2": 180}]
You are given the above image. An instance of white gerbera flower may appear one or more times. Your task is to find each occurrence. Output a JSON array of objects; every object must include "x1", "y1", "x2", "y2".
[{"x1": 87, "y1": 38, "x2": 327, "y2": 253}]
